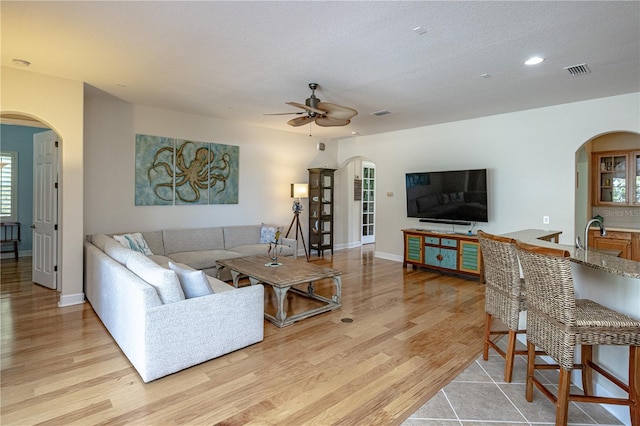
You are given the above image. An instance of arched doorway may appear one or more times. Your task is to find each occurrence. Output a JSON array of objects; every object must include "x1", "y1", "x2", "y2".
[
  {"x1": 336, "y1": 156, "x2": 377, "y2": 248},
  {"x1": 574, "y1": 131, "x2": 640, "y2": 252},
  {"x1": 1, "y1": 113, "x2": 60, "y2": 290}
]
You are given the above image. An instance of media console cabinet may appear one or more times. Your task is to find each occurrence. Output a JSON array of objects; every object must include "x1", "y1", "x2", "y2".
[{"x1": 402, "y1": 229, "x2": 481, "y2": 279}]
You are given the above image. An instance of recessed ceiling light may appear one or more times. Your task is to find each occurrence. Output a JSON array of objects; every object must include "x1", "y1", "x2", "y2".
[
  {"x1": 12, "y1": 59, "x2": 30, "y2": 67},
  {"x1": 480, "y1": 73, "x2": 491, "y2": 78},
  {"x1": 116, "y1": 83, "x2": 127, "y2": 87},
  {"x1": 525, "y1": 56, "x2": 544, "y2": 66},
  {"x1": 412, "y1": 26, "x2": 428, "y2": 35}
]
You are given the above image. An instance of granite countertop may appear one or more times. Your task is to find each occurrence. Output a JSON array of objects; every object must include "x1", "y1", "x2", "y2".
[{"x1": 502, "y1": 229, "x2": 640, "y2": 280}]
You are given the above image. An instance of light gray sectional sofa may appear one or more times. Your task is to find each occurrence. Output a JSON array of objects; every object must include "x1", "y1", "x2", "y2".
[
  {"x1": 84, "y1": 224, "x2": 296, "y2": 382},
  {"x1": 116, "y1": 224, "x2": 297, "y2": 280}
]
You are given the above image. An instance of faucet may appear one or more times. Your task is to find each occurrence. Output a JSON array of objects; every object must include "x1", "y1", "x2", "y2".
[{"x1": 577, "y1": 218, "x2": 607, "y2": 250}]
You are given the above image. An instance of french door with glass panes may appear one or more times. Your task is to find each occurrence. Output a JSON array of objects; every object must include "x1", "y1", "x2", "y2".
[{"x1": 362, "y1": 162, "x2": 375, "y2": 244}]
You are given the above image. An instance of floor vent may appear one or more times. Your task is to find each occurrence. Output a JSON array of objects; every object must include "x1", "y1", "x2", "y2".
[{"x1": 564, "y1": 63, "x2": 591, "y2": 76}]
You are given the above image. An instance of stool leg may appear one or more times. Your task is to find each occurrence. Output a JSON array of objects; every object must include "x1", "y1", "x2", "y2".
[
  {"x1": 581, "y1": 345, "x2": 594, "y2": 396},
  {"x1": 556, "y1": 368, "x2": 571, "y2": 426},
  {"x1": 630, "y1": 345, "x2": 639, "y2": 426},
  {"x1": 13, "y1": 241, "x2": 18, "y2": 260},
  {"x1": 483, "y1": 312, "x2": 491, "y2": 361},
  {"x1": 526, "y1": 340, "x2": 535, "y2": 402},
  {"x1": 505, "y1": 329, "x2": 517, "y2": 382}
]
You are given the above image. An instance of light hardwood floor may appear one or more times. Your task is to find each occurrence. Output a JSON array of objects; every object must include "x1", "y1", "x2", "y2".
[{"x1": 1, "y1": 246, "x2": 486, "y2": 425}]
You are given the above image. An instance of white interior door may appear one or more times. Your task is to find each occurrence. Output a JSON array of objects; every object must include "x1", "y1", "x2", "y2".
[
  {"x1": 32, "y1": 130, "x2": 58, "y2": 289},
  {"x1": 361, "y1": 162, "x2": 375, "y2": 244}
]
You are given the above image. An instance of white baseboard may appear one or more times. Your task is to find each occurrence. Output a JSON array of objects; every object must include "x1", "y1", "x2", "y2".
[
  {"x1": 374, "y1": 251, "x2": 403, "y2": 262},
  {"x1": 58, "y1": 293, "x2": 85, "y2": 307},
  {"x1": 334, "y1": 241, "x2": 362, "y2": 251}
]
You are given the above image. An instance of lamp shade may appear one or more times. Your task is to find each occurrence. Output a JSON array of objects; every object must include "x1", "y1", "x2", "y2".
[{"x1": 291, "y1": 183, "x2": 309, "y2": 198}]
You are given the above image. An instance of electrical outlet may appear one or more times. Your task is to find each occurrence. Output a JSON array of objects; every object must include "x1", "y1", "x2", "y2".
[{"x1": 543, "y1": 216, "x2": 550, "y2": 225}]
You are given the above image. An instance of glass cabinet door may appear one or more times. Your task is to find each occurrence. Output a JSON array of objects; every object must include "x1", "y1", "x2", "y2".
[{"x1": 596, "y1": 153, "x2": 628, "y2": 204}]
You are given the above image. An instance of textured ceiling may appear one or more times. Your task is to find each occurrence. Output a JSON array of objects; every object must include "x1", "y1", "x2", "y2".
[{"x1": 2, "y1": 1, "x2": 639, "y2": 138}]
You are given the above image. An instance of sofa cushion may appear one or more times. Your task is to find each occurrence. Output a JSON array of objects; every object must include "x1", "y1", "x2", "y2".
[
  {"x1": 104, "y1": 239, "x2": 136, "y2": 265},
  {"x1": 230, "y1": 244, "x2": 270, "y2": 257},
  {"x1": 206, "y1": 276, "x2": 235, "y2": 293},
  {"x1": 92, "y1": 234, "x2": 113, "y2": 252},
  {"x1": 231, "y1": 243, "x2": 294, "y2": 258},
  {"x1": 168, "y1": 249, "x2": 243, "y2": 270},
  {"x1": 163, "y1": 227, "x2": 225, "y2": 255},
  {"x1": 126, "y1": 252, "x2": 185, "y2": 304},
  {"x1": 113, "y1": 232, "x2": 154, "y2": 255},
  {"x1": 148, "y1": 254, "x2": 172, "y2": 268},
  {"x1": 141, "y1": 231, "x2": 165, "y2": 256},
  {"x1": 223, "y1": 225, "x2": 260, "y2": 249},
  {"x1": 168, "y1": 261, "x2": 214, "y2": 299}
]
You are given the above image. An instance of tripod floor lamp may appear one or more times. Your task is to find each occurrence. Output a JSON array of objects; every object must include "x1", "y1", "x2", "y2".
[{"x1": 286, "y1": 183, "x2": 310, "y2": 262}]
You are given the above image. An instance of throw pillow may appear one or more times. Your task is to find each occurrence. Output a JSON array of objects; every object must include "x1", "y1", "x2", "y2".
[
  {"x1": 113, "y1": 232, "x2": 154, "y2": 255},
  {"x1": 168, "y1": 262, "x2": 214, "y2": 299},
  {"x1": 91, "y1": 234, "x2": 113, "y2": 252},
  {"x1": 259, "y1": 224, "x2": 278, "y2": 244},
  {"x1": 126, "y1": 252, "x2": 184, "y2": 304},
  {"x1": 104, "y1": 239, "x2": 135, "y2": 265}
]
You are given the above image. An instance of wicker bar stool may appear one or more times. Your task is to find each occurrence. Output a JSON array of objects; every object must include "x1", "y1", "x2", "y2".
[
  {"x1": 515, "y1": 240, "x2": 639, "y2": 426},
  {"x1": 478, "y1": 230, "x2": 529, "y2": 382}
]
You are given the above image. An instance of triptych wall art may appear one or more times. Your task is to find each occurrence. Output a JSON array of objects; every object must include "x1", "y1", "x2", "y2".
[{"x1": 135, "y1": 134, "x2": 239, "y2": 206}]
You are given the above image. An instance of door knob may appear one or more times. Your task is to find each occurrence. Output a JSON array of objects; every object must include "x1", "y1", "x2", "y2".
[{"x1": 31, "y1": 224, "x2": 36, "y2": 229}]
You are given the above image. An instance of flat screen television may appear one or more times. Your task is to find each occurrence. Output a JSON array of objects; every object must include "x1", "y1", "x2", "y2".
[{"x1": 405, "y1": 168, "x2": 488, "y2": 223}]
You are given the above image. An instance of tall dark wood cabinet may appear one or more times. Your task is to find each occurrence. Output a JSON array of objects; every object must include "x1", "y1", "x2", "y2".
[{"x1": 308, "y1": 168, "x2": 335, "y2": 257}]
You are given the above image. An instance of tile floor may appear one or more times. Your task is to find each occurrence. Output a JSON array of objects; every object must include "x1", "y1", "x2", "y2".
[{"x1": 403, "y1": 339, "x2": 625, "y2": 426}]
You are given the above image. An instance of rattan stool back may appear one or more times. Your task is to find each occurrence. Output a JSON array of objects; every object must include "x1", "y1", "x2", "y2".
[
  {"x1": 515, "y1": 240, "x2": 639, "y2": 426},
  {"x1": 478, "y1": 230, "x2": 526, "y2": 382}
]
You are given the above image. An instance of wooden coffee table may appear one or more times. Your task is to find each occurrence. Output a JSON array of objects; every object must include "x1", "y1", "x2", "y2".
[{"x1": 216, "y1": 255, "x2": 342, "y2": 327}]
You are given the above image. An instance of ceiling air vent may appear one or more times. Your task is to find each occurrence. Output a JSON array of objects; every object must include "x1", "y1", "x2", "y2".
[
  {"x1": 370, "y1": 109, "x2": 391, "y2": 116},
  {"x1": 564, "y1": 63, "x2": 591, "y2": 76}
]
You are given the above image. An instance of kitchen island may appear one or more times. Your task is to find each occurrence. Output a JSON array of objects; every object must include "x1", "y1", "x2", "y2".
[
  {"x1": 502, "y1": 228, "x2": 639, "y2": 425},
  {"x1": 502, "y1": 228, "x2": 640, "y2": 280}
]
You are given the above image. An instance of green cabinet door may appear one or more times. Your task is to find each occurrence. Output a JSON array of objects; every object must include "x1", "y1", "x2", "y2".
[
  {"x1": 406, "y1": 235, "x2": 422, "y2": 262},
  {"x1": 459, "y1": 240, "x2": 480, "y2": 273}
]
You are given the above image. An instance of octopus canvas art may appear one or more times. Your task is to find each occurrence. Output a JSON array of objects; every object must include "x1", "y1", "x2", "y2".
[{"x1": 135, "y1": 134, "x2": 239, "y2": 206}]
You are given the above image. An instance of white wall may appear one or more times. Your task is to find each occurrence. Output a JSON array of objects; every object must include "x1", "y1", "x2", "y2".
[
  {"x1": 336, "y1": 93, "x2": 640, "y2": 260},
  {"x1": 83, "y1": 95, "x2": 327, "y2": 235},
  {"x1": 1, "y1": 67, "x2": 84, "y2": 306}
]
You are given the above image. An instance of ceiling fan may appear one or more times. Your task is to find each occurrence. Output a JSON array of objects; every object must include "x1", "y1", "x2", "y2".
[{"x1": 267, "y1": 83, "x2": 358, "y2": 127}]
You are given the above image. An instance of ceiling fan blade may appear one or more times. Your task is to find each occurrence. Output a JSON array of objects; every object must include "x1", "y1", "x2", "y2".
[
  {"x1": 315, "y1": 116, "x2": 351, "y2": 127},
  {"x1": 287, "y1": 116, "x2": 315, "y2": 127},
  {"x1": 318, "y1": 102, "x2": 358, "y2": 120},
  {"x1": 286, "y1": 101, "x2": 326, "y2": 115},
  {"x1": 263, "y1": 112, "x2": 304, "y2": 116}
]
